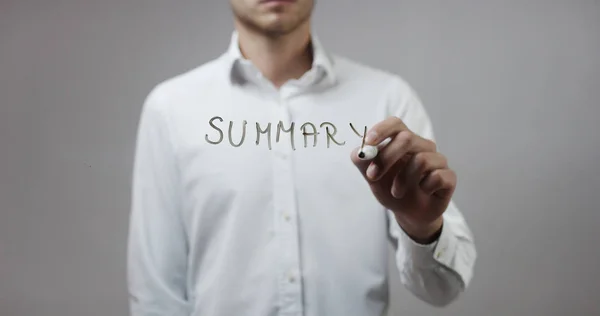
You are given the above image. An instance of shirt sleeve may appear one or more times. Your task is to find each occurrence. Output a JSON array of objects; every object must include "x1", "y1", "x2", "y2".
[
  {"x1": 385, "y1": 77, "x2": 477, "y2": 307},
  {"x1": 127, "y1": 87, "x2": 191, "y2": 316}
]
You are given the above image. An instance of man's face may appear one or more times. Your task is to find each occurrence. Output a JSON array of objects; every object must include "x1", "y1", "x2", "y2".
[{"x1": 230, "y1": 0, "x2": 314, "y2": 37}]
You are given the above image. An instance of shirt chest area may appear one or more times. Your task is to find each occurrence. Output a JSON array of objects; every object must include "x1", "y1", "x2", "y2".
[{"x1": 170, "y1": 87, "x2": 385, "y2": 208}]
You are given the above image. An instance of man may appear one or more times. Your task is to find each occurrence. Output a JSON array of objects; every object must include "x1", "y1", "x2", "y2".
[{"x1": 127, "y1": 0, "x2": 477, "y2": 315}]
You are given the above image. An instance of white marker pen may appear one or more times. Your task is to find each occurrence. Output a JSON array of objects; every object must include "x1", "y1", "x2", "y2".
[
  {"x1": 357, "y1": 145, "x2": 377, "y2": 160},
  {"x1": 358, "y1": 137, "x2": 392, "y2": 160}
]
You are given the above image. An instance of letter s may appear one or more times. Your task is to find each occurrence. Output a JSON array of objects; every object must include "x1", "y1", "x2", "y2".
[{"x1": 205, "y1": 116, "x2": 224, "y2": 144}]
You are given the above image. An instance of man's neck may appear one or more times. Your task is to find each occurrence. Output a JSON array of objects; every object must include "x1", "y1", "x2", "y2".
[{"x1": 235, "y1": 22, "x2": 313, "y2": 88}]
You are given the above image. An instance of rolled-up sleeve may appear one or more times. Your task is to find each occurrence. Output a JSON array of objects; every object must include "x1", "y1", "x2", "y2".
[
  {"x1": 127, "y1": 88, "x2": 190, "y2": 316},
  {"x1": 385, "y1": 77, "x2": 477, "y2": 306},
  {"x1": 388, "y1": 200, "x2": 476, "y2": 306}
]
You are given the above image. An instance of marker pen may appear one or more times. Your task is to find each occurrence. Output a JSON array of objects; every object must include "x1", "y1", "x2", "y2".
[{"x1": 358, "y1": 137, "x2": 392, "y2": 160}]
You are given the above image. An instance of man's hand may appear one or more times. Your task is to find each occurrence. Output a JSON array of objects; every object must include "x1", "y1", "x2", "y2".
[{"x1": 350, "y1": 117, "x2": 457, "y2": 244}]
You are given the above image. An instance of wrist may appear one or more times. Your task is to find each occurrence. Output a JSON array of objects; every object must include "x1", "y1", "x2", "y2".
[{"x1": 394, "y1": 214, "x2": 443, "y2": 245}]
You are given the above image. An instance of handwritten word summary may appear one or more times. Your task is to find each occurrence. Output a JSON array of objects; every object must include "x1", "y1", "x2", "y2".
[{"x1": 204, "y1": 116, "x2": 370, "y2": 150}]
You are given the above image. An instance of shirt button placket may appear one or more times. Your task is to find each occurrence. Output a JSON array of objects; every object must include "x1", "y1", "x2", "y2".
[{"x1": 273, "y1": 89, "x2": 303, "y2": 316}]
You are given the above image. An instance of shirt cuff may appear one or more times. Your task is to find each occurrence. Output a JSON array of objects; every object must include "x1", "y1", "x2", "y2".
[{"x1": 398, "y1": 217, "x2": 458, "y2": 269}]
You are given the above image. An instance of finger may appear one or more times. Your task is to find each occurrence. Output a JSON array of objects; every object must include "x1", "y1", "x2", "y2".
[
  {"x1": 420, "y1": 169, "x2": 457, "y2": 198},
  {"x1": 368, "y1": 131, "x2": 436, "y2": 181},
  {"x1": 350, "y1": 146, "x2": 373, "y2": 176},
  {"x1": 404, "y1": 152, "x2": 448, "y2": 187},
  {"x1": 390, "y1": 155, "x2": 412, "y2": 199},
  {"x1": 364, "y1": 117, "x2": 407, "y2": 145},
  {"x1": 372, "y1": 156, "x2": 408, "y2": 199},
  {"x1": 352, "y1": 145, "x2": 406, "y2": 195},
  {"x1": 365, "y1": 117, "x2": 436, "y2": 151},
  {"x1": 350, "y1": 138, "x2": 393, "y2": 179}
]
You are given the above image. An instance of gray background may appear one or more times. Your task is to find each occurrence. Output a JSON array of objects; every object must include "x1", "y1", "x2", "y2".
[{"x1": 1, "y1": 0, "x2": 599, "y2": 315}]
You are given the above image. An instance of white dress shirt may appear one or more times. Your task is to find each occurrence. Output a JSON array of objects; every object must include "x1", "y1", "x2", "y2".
[{"x1": 127, "y1": 31, "x2": 477, "y2": 316}]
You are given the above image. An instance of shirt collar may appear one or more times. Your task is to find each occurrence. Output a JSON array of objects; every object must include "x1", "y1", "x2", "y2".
[{"x1": 222, "y1": 30, "x2": 337, "y2": 86}]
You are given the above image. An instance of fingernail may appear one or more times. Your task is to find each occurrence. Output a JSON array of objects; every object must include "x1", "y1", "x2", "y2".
[
  {"x1": 391, "y1": 187, "x2": 399, "y2": 198},
  {"x1": 367, "y1": 164, "x2": 378, "y2": 179},
  {"x1": 392, "y1": 186, "x2": 404, "y2": 199},
  {"x1": 365, "y1": 131, "x2": 378, "y2": 144}
]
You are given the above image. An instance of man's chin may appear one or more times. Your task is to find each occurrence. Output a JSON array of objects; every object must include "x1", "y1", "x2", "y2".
[
  {"x1": 258, "y1": 22, "x2": 297, "y2": 37},
  {"x1": 237, "y1": 13, "x2": 306, "y2": 38}
]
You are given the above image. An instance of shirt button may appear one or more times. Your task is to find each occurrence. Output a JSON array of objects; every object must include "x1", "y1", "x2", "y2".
[
  {"x1": 288, "y1": 275, "x2": 296, "y2": 283},
  {"x1": 284, "y1": 213, "x2": 291, "y2": 222}
]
